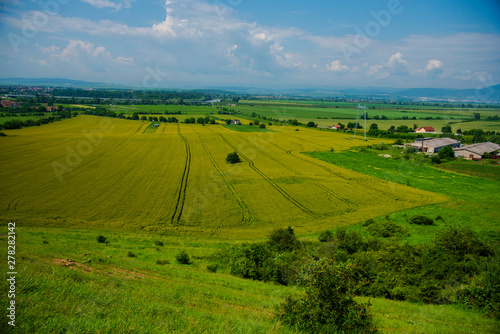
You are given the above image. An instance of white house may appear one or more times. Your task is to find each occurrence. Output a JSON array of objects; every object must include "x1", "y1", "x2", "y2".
[
  {"x1": 231, "y1": 119, "x2": 241, "y2": 125},
  {"x1": 454, "y1": 142, "x2": 500, "y2": 160}
]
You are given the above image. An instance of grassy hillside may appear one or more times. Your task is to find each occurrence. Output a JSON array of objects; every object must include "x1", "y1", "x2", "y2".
[{"x1": 1, "y1": 227, "x2": 498, "y2": 333}]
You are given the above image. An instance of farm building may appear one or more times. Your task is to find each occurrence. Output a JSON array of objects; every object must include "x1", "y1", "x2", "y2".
[
  {"x1": 405, "y1": 137, "x2": 460, "y2": 153},
  {"x1": 415, "y1": 127, "x2": 435, "y2": 133},
  {"x1": 330, "y1": 124, "x2": 342, "y2": 130},
  {"x1": 231, "y1": 119, "x2": 241, "y2": 125},
  {"x1": 454, "y1": 142, "x2": 500, "y2": 160}
]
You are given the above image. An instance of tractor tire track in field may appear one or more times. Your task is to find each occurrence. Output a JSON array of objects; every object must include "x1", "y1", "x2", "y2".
[
  {"x1": 171, "y1": 124, "x2": 191, "y2": 224},
  {"x1": 232, "y1": 133, "x2": 359, "y2": 213},
  {"x1": 134, "y1": 122, "x2": 148, "y2": 134},
  {"x1": 215, "y1": 131, "x2": 313, "y2": 215},
  {"x1": 7, "y1": 197, "x2": 20, "y2": 211},
  {"x1": 192, "y1": 127, "x2": 253, "y2": 225}
]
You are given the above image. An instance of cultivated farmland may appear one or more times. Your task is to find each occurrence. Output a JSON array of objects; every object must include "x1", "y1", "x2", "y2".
[{"x1": 0, "y1": 115, "x2": 445, "y2": 238}]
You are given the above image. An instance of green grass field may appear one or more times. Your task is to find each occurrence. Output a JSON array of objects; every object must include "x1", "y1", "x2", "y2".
[{"x1": 1, "y1": 227, "x2": 498, "y2": 334}]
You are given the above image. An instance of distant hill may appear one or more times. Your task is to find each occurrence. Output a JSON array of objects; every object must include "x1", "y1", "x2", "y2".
[
  {"x1": 1, "y1": 78, "x2": 499, "y2": 102},
  {"x1": 0, "y1": 77, "x2": 129, "y2": 89}
]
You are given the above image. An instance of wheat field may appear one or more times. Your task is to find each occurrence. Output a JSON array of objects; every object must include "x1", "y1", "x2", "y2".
[{"x1": 0, "y1": 116, "x2": 446, "y2": 238}]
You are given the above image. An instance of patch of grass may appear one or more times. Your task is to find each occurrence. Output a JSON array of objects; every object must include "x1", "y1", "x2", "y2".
[
  {"x1": 305, "y1": 148, "x2": 500, "y2": 244},
  {"x1": 436, "y1": 159, "x2": 500, "y2": 181},
  {"x1": 222, "y1": 124, "x2": 275, "y2": 132}
]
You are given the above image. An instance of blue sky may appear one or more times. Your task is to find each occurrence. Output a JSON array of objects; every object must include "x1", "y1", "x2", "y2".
[{"x1": 0, "y1": 0, "x2": 499, "y2": 89}]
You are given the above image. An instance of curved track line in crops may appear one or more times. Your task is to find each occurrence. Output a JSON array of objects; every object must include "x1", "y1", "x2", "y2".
[
  {"x1": 215, "y1": 131, "x2": 313, "y2": 214},
  {"x1": 7, "y1": 197, "x2": 20, "y2": 211},
  {"x1": 231, "y1": 132, "x2": 359, "y2": 213},
  {"x1": 192, "y1": 127, "x2": 253, "y2": 225},
  {"x1": 171, "y1": 124, "x2": 191, "y2": 224},
  {"x1": 134, "y1": 122, "x2": 148, "y2": 134}
]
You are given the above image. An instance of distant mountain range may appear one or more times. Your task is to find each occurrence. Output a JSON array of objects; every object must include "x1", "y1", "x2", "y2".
[{"x1": 1, "y1": 77, "x2": 499, "y2": 102}]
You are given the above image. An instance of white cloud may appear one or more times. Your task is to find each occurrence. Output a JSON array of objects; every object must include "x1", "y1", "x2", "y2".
[
  {"x1": 1, "y1": 0, "x2": 499, "y2": 88},
  {"x1": 326, "y1": 60, "x2": 349, "y2": 72},
  {"x1": 80, "y1": 0, "x2": 134, "y2": 11},
  {"x1": 425, "y1": 59, "x2": 443, "y2": 72}
]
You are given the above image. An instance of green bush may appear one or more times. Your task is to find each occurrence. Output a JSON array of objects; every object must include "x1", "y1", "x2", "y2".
[
  {"x1": 0, "y1": 132, "x2": 6, "y2": 136},
  {"x1": 375, "y1": 142, "x2": 387, "y2": 150},
  {"x1": 277, "y1": 259, "x2": 377, "y2": 334},
  {"x1": 404, "y1": 145, "x2": 417, "y2": 154},
  {"x1": 438, "y1": 145, "x2": 455, "y2": 159},
  {"x1": 156, "y1": 259, "x2": 169, "y2": 265},
  {"x1": 207, "y1": 264, "x2": 218, "y2": 273},
  {"x1": 408, "y1": 215, "x2": 434, "y2": 225},
  {"x1": 127, "y1": 251, "x2": 137, "y2": 257},
  {"x1": 318, "y1": 230, "x2": 334, "y2": 243},
  {"x1": 176, "y1": 250, "x2": 192, "y2": 265},
  {"x1": 268, "y1": 226, "x2": 301, "y2": 252},
  {"x1": 229, "y1": 243, "x2": 274, "y2": 281},
  {"x1": 366, "y1": 221, "x2": 409, "y2": 238},
  {"x1": 154, "y1": 240, "x2": 164, "y2": 247},
  {"x1": 335, "y1": 229, "x2": 365, "y2": 254},
  {"x1": 431, "y1": 155, "x2": 441, "y2": 164},
  {"x1": 96, "y1": 235, "x2": 108, "y2": 243}
]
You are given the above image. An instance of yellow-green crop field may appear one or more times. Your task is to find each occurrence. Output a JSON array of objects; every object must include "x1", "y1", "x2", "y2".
[{"x1": 0, "y1": 116, "x2": 446, "y2": 238}]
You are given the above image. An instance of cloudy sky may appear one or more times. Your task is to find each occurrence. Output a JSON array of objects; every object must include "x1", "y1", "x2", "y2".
[{"x1": 0, "y1": 0, "x2": 499, "y2": 89}]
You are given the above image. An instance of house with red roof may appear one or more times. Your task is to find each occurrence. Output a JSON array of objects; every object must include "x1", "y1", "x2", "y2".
[{"x1": 415, "y1": 127, "x2": 435, "y2": 133}]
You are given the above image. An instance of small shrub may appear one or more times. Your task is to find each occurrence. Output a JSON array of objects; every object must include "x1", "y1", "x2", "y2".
[
  {"x1": 318, "y1": 230, "x2": 334, "y2": 243},
  {"x1": 363, "y1": 219, "x2": 375, "y2": 227},
  {"x1": 128, "y1": 251, "x2": 137, "y2": 257},
  {"x1": 435, "y1": 215, "x2": 444, "y2": 221},
  {"x1": 207, "y1": 264, "x2": 218, "y2": 273},
  {"x1": 42, "y1": 240, "x2": 49, "y2": 244},
  {"x1": 375, "y1": 142, "x2": 387, "y2": 150},
  {"x1": 259, "y1": 123, "x2": 266, "y2": 129},
  {"x1": 431, "y1": 155, "x2": 441, "y2": 164},
  {"x1": 409, "y1": 215, "x2": 434, "y2": 225},
  {"x1": 366, "y1": 221, "x2": 409, "y2": 238},
  {"x1": 0, "y1": 132, "x2": 6, "y2": 136},
  {"x1": 404, "y1": 145, "x2": 417, "y2": 154},
  {"x1": 156, "y1": 259, "x2": 170, "y2": 265},
  {"x1": 176, "y1": 250, "x2": 192, "y2": 265},
  {"x1": 154, "y1": 240, "x2": 164, "y2": 247},
  {"x1": 96, "y1": 235, "x2": 108, "y2": 243},
  {"x1": 277, "y1": 259, "x2": 377, "y2": 334}
]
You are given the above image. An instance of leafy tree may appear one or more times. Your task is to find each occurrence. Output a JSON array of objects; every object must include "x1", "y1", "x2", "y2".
[
  {"x1": 441, "y1": 125, "x2": 452, "y2": 133},
  {"x1": 369, "y1": 123, "x2": 378, "y2": 130},
  {"x1": 306, "y1": 121, "x2": 316, "y2": 128},
  {"x1": 318, "y1": 230, "x2": 334, "y2": 243},
  {"x1": 254, "y1": 119, "x2": 260, "y2": 125},
  {"x1": 259, "y1": 123, "x2": 266, "y2": 129},
  {"x1": 268, "y1": 226, "x2": 300, "y2": 252},
  {"x1": 473, "y1": 112, "x2": 481, "y2": 121},
  {"x1": 226, "y1": 152, "x2": 241, "y2": 164},
  {"x1": 438, "y1": 145, "x2": 455, "y2": 159}
]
